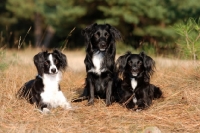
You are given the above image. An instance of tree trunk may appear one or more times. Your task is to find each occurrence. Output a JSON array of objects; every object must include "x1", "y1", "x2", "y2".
[
  {"x1": 43, "y1": 26, "x2": 55, "y2": 48},
  {"x1": 34, "y1": 12, "x2": 42, "y2": 47}
]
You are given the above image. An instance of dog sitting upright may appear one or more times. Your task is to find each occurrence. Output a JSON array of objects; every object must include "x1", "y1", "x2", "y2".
[
  {"x1": 115, "y1": 51, "x2": 162, "y2": 110},
  {"x1": 72, "y1": 23, "x2": 121, "y2": 106},
  {"x1": 17, "y1": 49, "x2": 71, "y2": 113}
]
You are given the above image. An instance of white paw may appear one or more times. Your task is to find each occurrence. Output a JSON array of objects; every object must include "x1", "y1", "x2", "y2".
[
  {"x1": 42, "y1": 108, "x2": 51, "y2": 114},
  {"x1": 61, "y1": 102, "x2": 72, "y2": 110},
  {"x1": 136, "y1": 109, "x2": 142, "y2": 112}
]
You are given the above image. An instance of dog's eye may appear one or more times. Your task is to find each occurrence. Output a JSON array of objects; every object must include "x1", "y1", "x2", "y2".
[
  {"x1": 104, "y1": 32, "x2": 109, "y2": 37},
  {"x1": 95, "y1": 32, "x2": 100, "y2": 37},
  {"x1": 128, "y1": 60, "x2": 132, "y2": 65},
  {"x1": 138, "y1": 61, "x2": 142, "y2": 65},
  {"x1": 54, "y1": 59, "x2": 58, "y2": 64},
  {"x1": 44, "y1": 61, "x2": 49, "y2": 66}
]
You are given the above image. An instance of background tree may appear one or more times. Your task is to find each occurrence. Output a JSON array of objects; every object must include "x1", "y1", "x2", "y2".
[
  {"x1": 6, "y1": 0, "x2": 86, "y2": 48},
  {"x1": 175, "y1": 18, "x2": 200, "y2": 60},
  {"x1": 95, "y1": 0, "x2": 200, "y2": 54},
  {"x1": 0, "y1": 0, "x2": 17, "y2": 47},
  {"x1": 1, "y1": 0, "x2": 200, "y2": 57}
]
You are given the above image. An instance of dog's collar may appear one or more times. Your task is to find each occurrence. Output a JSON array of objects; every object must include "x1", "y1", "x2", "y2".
[{"x1": 36, "y1": 74, "x2": 43, "y2": 79}]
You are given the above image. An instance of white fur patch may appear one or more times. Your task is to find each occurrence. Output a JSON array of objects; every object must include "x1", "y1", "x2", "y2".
[
  {"x1": 133, "y1": 97, "x2": 137, "y2": 104},
  {"x1": 131, "y1": 78, "x2": 137, "y2": 91},
  {"x1": 48, "y1": 54, "x2": 58, "y2": 74},
  {"x1": 131, "y1": 78, "x2": 138, "y2": 104},
  {"x1": 40, "y1": 71, "x2": 71, "y2": 110},
  {"x1": 88, "y1": 52, "x2": 105, "y2": 75}
]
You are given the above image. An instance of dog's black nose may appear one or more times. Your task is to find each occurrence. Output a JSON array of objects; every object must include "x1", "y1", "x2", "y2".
[
  {"x1": 132, "y1": 67, "x2": 138, "y2": 72},
  {"x1": 51, "y1": 68, "x2": 56, "y2": 73},
  {"x1": 100, "y1": 42, "x2": 106, "y2": 45},
  {"x1": 100, "y1": 41, "x2": 107, "y2": 48}
]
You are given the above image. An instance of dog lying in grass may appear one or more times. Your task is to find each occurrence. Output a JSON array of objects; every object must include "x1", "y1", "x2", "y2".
[
  {"x1": 17, "y1": 49, "x2": 72, "y2": 113},
  {"x1": 114, "y1": 51, "x2": 162, "y2": 110}
]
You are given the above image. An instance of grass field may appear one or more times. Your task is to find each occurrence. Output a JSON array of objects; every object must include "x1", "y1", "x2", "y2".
[{"x1": 0, "y1": 49, "x2": 200, "y2": 133}]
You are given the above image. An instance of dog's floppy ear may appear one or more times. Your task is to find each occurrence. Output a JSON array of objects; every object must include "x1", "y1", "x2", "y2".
[
  {"x1": 139, "y1": 52, "x2": 155, "y2": 81},
  {"x1": 82, "y1": 23, "x2": 97, "y2": 39},
  {"x1": 107, "y1": 24, "x2": 122, "y2": 41},
  {"x1": 53, "y1": 49, "x2": 67, "y2": 70},
  {"x1": 82, "y1": 23, "x2": 97, "y2": 52},
  {"x1": 115, "y1": 51, "x2": 132, "y2": 79},
  {"x1": 33, "y1": 51, "x2": 47, "y2": 76}
]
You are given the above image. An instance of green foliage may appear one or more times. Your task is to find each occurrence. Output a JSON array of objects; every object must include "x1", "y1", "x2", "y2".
[
  {"x1": 1, "y1": 0, "x2": 200, "y2": 55},
  {"x1": 35, "y1": 0, "x2": 86, "y2": 28},
  {"x1": 0, "y1": 49, "x2": 8, "y2": 71},
  {"x1": 0, "y1": 61, "x2": 8, "y2": 71},
  {"x1": 6, "y1": 0, "x2": 35, "y2": 19},
  {"x1": 96, "y1": 0, "x2": 200, "y2": 54},
  {"x1": 0, "y1": 0, "x2": 17, "y2": 26},
  {"x1": 6, "y1": 0, "x2": 86, "y2": 26},
  {"x1": 175, "y1": 18, "x2": 200, "y2": 60},
  {"x1": 4, "y1": 0, "x2": 86, "y2": 48},
  {"x1": 116, "y1": 42, "x2": 136, "y2": 55}
]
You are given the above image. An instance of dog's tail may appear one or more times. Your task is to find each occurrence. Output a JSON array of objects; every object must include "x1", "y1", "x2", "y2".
[
  {"x1": 153, "y1": 86, "x2": 162, "y2": 99},
  {"x1": 16, "y1": 80, "x2": 34, "y2": 101}
]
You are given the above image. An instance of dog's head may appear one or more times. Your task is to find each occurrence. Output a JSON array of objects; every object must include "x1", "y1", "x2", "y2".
[
  {"x1": 82, "y1": 23, "x2": 121, "y2": 52},
  {"x1": 115, "y1": 51, "x2": 155, "y2": 82},
  {"x1": 33, "y1": 49, "x2": 67, "y2": 76}
]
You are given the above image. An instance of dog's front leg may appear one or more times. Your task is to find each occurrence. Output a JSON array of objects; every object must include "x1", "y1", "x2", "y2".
[
  {"x1": 136, "y1": 94, "x2": 152, "y2": 110},
  {"x1": 38, "y1": 102, "x2": 50, "y2": 114},
  {"x1": 106, "y1": 80, "x2": 112, "y2": 106},
  {"x1": 57, "y1": 91, "x2": 72, "y2": 110},
  {"x1": 88, "y1": 80, "x2": 94, "y2": 105}
]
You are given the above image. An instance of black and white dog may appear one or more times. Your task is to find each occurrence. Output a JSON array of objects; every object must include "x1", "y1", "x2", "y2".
[
  {"x1": 17, "y1": 49, "x2": 71, "y2": 113},
  {"x1": 114, "y1": 51, "x2": 162, "y2": 110},
  {"x1": 72, "y1": 23, "x2": 121, "y2": 106}
]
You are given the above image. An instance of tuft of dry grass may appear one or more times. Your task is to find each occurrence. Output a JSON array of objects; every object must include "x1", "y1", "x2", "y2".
[{"x1": 1, "y1": 49, "x2": 200, "y2": 133}]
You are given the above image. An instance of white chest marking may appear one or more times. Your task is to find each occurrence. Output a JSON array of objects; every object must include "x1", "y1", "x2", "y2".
[
  {"x1": 88, "y1": 52, "x2": 105, "y2": 75},
  {"x1": 40, "y1": 72, "x2": 71, "y2": 109},
  {"x1": 133, "y1": 97, "x2": 137, "y2": 104},
  {"x1": 131, "y1": 78, "x2": 138, "y2": 104},
  {"x1": 131, "y1": 78, "x2": 137, "y2": 91}
]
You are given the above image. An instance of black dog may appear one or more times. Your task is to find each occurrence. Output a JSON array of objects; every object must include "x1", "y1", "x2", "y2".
[
  {"x1": 114, "y1": 51, "x2": 162, "y2": 110},
  {"x1": 17, "y1": 50, "x2": 71, "y2": 113},
  {"x1": 72, "y1": 23, "x2": 121, "y2": 106}
]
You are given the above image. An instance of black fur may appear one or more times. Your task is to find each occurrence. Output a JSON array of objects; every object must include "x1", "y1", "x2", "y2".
[
  {"x1": 72, "y1": 23, "x2": 121, "y2": 106},
  {"x1": 114, "y1": 51, "x2": 162, "y2": 110},
  {"x1": 17, "y1": 49, "x2": 68, "y2": 111}
]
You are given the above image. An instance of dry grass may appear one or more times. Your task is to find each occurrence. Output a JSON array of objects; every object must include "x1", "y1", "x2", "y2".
[{"x1": 1, "y1": 49, "x2": 200, "y2": 133}]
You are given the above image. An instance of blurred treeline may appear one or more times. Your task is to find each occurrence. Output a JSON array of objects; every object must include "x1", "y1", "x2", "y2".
[{"x1": 0, "y1": 0, "x2": 200, "y2": 55}]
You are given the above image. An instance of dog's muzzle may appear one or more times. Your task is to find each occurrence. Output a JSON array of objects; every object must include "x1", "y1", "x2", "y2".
[
  {"x1": 99, "y1": 41, "x2": 107, "y2": 51},
  {"x1": 131, "y1": 68, "x2": 139, "y2": 76},
  {"x1": 50, "y1": 66, "x2": 58, "y2": 74},
  {"x1": 51, "y1": 68, "x2": 57, "y2": 73}
]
